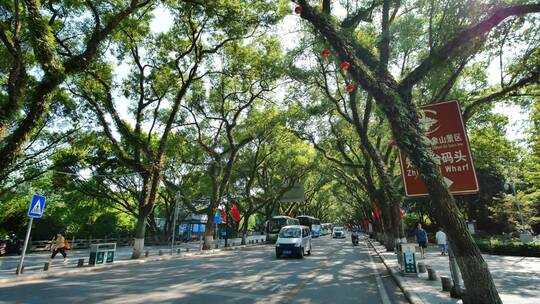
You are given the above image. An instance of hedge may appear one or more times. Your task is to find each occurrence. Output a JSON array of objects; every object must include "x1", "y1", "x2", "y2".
[{"x1": 475, "y1": 239, "x2": 540, "y2": 257}]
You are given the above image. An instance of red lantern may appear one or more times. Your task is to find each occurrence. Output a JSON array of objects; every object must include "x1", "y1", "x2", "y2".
[
  {"x1": 346, "y1": 83, "x2": 355, "y2": 92},
  {"x1": 341, "y1": 61, "x2": 350, "y2": 70},
  {"x1": 400, "y1": 209, "x2": 406, "y2": 218},
  {"x1": 321, "y1": 49, "x2": 330, "y2": 58},
  {"x1": 294, "y1": 6, "x2": 303, "y2": 14}
]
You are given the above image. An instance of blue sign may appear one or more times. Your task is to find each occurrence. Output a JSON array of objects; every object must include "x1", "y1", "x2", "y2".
[
  {"x1": 213, "y1": 212, "x2": 222, "y2": 224},
  {"x1": 28, "y1": 194, "x2": 46, "y2": 218},
  {"x1": 178, "y1": 224, "x2": 187, "y2": 234},
  {"x1": 192, "y1": 223, "x2": 205, "y2": 233}
]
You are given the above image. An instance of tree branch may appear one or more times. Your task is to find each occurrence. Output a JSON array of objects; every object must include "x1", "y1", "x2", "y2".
[
  {"x1": 462, "y1": 66, "x2": 540, "y2": 123},
  {"x1": 400, "y1": 3, "x2": 540, "y2": 90},
  {"x1": 64, "y1": 0, "x2": 153, "y2": 73},
  {"x1": 340, "y1": 1, "x2": 382, "y2": 29}
]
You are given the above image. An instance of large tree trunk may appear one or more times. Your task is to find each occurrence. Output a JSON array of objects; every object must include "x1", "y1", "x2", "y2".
[
  {"x1": 241, "y1": 213, "x2": 251, "y2": 245},
  {"x1": 203, "y1": 209, "x2": 216, "y2": 250},
  {"x1": 425, "y1": 178, "x2": 499, "y2": 304},
  {"x1": 379, "y1": 201, "x2": 395, "y2": 249},
  {"x1": 349, "y1": 92, "x2": 404, "y2": 248},
  {"x1": 132, "y1": 164, "x2": 162, "y2": 258},
  {"x1": 132, "y1": 212, "x2": 147, "y2": 259},
  {"x1": 382, "y1": 98, "x2": 501, "y2": 303},
  {"x1": 242, "y1": 223, "x2": 249, "y2": 245},
  {"x1": 298, "y1": 3, "x2": 502, "y2": 302}
]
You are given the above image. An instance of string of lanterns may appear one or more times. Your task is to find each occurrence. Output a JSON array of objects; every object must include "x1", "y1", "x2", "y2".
[
  {"x1": 296, "y1": 5, "x2": 356, "y2": 93},
  {"x1": 295, "y1": 4, "x2": 401, "y2": 155}
]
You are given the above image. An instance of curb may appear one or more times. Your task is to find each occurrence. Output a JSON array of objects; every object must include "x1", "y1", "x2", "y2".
[
  {"x1": 0, "y1": 242, "x2": 266, "y2": 285},
  {"x1": 366, "y1": 238, "x2": 425, "y2": 304}
]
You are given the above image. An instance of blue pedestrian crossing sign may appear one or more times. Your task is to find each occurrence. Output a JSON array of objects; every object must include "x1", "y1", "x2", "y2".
[{"x1": 28, "y1": 194, "x2": 46, "y2": 218}]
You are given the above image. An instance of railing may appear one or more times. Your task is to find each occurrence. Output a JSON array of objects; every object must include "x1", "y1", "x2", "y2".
[
  {"x1": 28, "y1": 238, "x2": 193, "y2": 252},
  {"x1": 29, "y1": 238, "x2": 132, "y2": 252},
  {"x1": 28, "y1": 233, "x2": 266, "y2": 252}
]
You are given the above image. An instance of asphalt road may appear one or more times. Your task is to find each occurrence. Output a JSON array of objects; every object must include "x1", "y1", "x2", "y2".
[
  {"x1": 0, "y1": 236, "x2": 265, "y2": 276},
  {"x1": 0, "y1": 234, "x2": 407, "y2": 304}
]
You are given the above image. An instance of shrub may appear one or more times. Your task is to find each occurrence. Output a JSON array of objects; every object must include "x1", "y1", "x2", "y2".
[{"x1": 475, "y1": 238, "x2": 540, "y2": 257}]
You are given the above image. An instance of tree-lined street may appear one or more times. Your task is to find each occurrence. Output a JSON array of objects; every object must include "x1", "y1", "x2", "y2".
[
  {"x1": 0, "y1": 235, "x2": 406, "y2": 304},
  {"x1": 1, "y1": 0, "x2": 539, "y2": 303}
]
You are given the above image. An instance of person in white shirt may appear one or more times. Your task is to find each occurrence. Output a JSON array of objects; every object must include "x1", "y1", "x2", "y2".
[{"x1": 435, "y1": 227, "x2": 448, "y2": 255}]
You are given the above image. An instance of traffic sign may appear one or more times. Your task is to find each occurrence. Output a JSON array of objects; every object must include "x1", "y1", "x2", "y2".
[
  {"x1": 213, "y1": 211, "x2": 222, "y2": 224},
  {"x1": 399, "y1": 100, "x2": 479, "y2": 197},
  {"x1": 27, "y1": 194, "x2": 46, "y2": 218},
  {"x1": 18, "y1": 194, "x2": 47, "y2": 275}
]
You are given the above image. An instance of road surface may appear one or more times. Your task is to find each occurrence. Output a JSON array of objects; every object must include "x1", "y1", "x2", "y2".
[
  {"x1": 0, "y1": 236, "x2": 264, "y2": 276},
  {"x1": 0, "y1": 234, "x2": 406, "y2": 303}
]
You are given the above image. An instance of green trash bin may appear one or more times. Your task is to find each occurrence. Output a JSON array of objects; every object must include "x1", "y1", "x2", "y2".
[{"x1": 89, "y1": 243, "x2": 116, "y2": 266}]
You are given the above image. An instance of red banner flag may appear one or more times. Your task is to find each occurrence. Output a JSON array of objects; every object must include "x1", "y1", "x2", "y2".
[
  {"x1": 230, "y1": 204, "x2": 241, "y2": 223},
  {"x1": 374, "y1": 207, "x2": 380, "y2": 220}
]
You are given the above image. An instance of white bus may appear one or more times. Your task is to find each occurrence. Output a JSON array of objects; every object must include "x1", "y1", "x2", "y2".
[
  {"x1": 265, "y1": 216, "x2": 299, "y2": 243},
  {"x1": 297, "y1": 216, "x2": 321, "y2": 238}
]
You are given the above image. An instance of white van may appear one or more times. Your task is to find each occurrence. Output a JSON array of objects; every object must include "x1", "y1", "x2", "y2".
[{"x1": 275, "y1": 225, "x2": 312, "y2": 258}]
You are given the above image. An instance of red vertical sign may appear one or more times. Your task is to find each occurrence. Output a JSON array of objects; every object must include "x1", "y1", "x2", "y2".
[{"x1": 399, "y1": 100, "x2": 479, "y2": 197}]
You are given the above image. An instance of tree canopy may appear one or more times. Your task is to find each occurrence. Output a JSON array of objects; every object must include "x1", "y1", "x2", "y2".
[{"x1": 1, "y1": 2, "x2": 539, "y2": 300}]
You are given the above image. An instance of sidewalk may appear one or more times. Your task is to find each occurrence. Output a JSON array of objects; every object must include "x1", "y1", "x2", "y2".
[
  {"x1": 0, "y1": 235, "x2": 266, "y2": 283},
  {"x1": 368, "y1": 239, "x2": 540, "y2": 304}
]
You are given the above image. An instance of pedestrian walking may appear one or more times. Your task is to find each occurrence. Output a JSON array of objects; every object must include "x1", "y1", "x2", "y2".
[
  {"x1": 435, "y1": 227, "x2": 448, "y2": 255},
  {"x1": 415, "y1": 223, "x2": 428, "y2": 258},
  {"x1": 50, "y1": 233, "x2": 68, "y2": 262}
]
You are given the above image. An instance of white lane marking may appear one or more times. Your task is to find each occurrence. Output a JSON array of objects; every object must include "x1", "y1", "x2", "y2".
[
  {"x1": 365, "y1": 241, "x2": 392, "y2": 304},
  {"x1": 259, "y1": 238, "x2": 346, "y2": 304}
]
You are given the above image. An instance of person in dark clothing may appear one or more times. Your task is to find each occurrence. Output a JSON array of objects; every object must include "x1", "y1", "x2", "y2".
[{"x1": 415, "y1": 223, "x2": 428, "y2": 258}]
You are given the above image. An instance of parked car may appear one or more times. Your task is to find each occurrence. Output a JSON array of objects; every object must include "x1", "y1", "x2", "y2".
[
  {"x1": 332, "y1": 227, "x2": 346, "y2": 239},
  {"x1": 275, "y1": 225, "x2": 312, "y2": 258}
]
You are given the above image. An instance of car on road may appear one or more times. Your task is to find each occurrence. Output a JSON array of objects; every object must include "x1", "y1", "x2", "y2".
[
  {"x1": 275, "y1": 225, "x2": 312, "y2": 259},
  {"x1": 332, "y1": 227, "x2": 346, "y2": 239}
]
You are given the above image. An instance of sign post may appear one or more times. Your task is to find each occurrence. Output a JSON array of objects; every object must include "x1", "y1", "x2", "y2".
[
  {"x1": 399, "y1": 100, "x2": 479, "y2": 196},
  {"x1": 16, "y1": 194, "x2": 46, "y2": 275}
]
